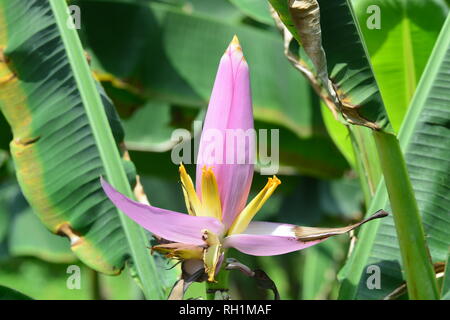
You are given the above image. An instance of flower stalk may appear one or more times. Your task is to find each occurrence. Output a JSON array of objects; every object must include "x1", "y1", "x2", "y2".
[{"x1": 206, "y1": 252, "x2": 230, "y2": 300}]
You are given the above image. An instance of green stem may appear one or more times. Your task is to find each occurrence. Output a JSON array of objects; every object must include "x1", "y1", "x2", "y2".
[
  {"x1": 90, "y1": 269, "x2": 102, "y2": 300},
  {"x1": 349, "y1": 126, "x2": 382, "y2": 204},
  {"x1": 206, "y1": 264, "x2": 230, "y2": 300},
  {"x1": 373, "y1": 131, "x2": 439, "y2": 300}
]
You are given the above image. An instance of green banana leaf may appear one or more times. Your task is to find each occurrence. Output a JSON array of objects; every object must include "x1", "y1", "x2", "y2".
[
  {"x1": 0, "y1": 0, "x2": 124, "y2": 274},
  {"x1": 0, "y1": 181, "x2": 12, "y2": 243},
  {"x1": 352, "y1": 0, "x2": 448, "y2": 132},
  {"x1": 0, "y1": 0, "x2": 127, "y2": 274},
  {"x1": 270, "y1": 0, "x2": 441, "y2": 298},
  {"x1": 0, "y1": 285, "x2": 32, "y2": 300},
  {"x1": 269, "y1": 0, "x2": 392, "y2": 131},
  {"x1": 269, "y1": 0, "x2": 385, "y2": 205},
  {"x1": 322, "y1": 0, "x2": 448, "y2": 166},
  {"x1": 121, "y1": 101, "x2": 175, "y2": 153},
  {"x1": 0, "y1": 0, "x2": 165, "y2": 298},
  {"x1": 318, "y1": 0, "x2": 392, "y2": 132},
  {"x1": 172, "y1": 0, "x2": 245, "y2": 23},
  {"x1": 0, "y1": 257, "x2": 142, "y2": 300},
  {"x1": 0, "y1": 180, "x2": 76, "y2": 263},
  {"x1": 339, "y1": 15, "x2": 450, "y2": 299},
  {"x1": 229, "y1": 0, "x2": 273, "y2": 25}
]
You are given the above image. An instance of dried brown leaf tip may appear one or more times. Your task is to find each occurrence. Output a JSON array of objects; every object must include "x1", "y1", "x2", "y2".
[
  {"x1": 294, "y1": 210, "x2": 388, "y2": 242},
  {"x1": 152, "y1": 242, "x2": 203, "y2": 260},
  {"x1": 333, "y1": 85, "x2": 381, "y2": 130},
  {"x1": 288, "y1": 0, "x2": 327, "y2": 81}
]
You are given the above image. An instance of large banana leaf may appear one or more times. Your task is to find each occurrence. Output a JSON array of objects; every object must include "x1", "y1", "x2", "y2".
[
  {"x1": 269, "y1": 0, "x2": 384, "y2": 203},
  {"x1": 228, "y1": 0, "x2": 273, "y2": 25},
  {"x1": 0, "y1": 285, "x2": 32, "y2": 300},
  {"x1": 4, "y1": 181, "x2": 75, "y2": 263},
  {"x1": 271, "y1": 0, "x2": 440, "y2": 298},
  {"x1": 0, "y1": 256, "x2": 141, "y2": 299},
  {"x1": 317, "y1": 0, "x2": 391, "y2": 132},
  {"x1": 270, "y1": 0, "x2": 392, "y2": 132},
  {"x1": 0, "y1": 0, "x2": 164, "y2": 298},
  {"x1": 323, "y1": 0, "x2": 448, "y2": 164},
  {"x1": 352, "y1": 0, "x2": 448, "y2": 132},
  {"x1": 339, "y1": 15, "x2": 450, "y2": 299}
]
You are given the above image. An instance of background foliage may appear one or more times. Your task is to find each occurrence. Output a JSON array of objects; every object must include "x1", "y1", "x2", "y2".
[{"x1": 0, "y1": 0, "x2": 448, "y2": 300}]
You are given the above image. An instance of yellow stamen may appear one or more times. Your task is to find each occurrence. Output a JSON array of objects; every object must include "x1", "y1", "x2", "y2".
[
  {"x1": 202, "y1": 228, "x2": 221, "y2": 247},
  {"x1": 200, "y1": 166, "x2": 222, "y2": 220},
  {"x1": 228, "y1": 176, "x2": 281, "y2": 235},
  {"x1": 179, "y1": 163, "x2": 202, "y2": 216},
  {"x1": 202, "y1": 229, "x2": 222, "y2": 282}
]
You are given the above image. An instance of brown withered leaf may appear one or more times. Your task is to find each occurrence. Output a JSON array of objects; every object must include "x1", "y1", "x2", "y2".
[
  {"x1": 152, "y1": 242, "x2": 203, "y2": 260},
  {"x1": 271, "y1": 1, "x2": 381, "y2": 130},
  {"x1": 288, "y1": 0, "x2": 330, "y2": 90},
  {"x1": 270, "y1": 2, "x2": 339, "y2": 120}
]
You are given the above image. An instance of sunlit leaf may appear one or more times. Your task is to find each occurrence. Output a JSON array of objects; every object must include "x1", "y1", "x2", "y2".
[
  {"x1": 352, "y1": 0, "x2": 448, "y2": 132},
  {"x1": 339, "y1": 15, "x2": 450, "y2": 299}
]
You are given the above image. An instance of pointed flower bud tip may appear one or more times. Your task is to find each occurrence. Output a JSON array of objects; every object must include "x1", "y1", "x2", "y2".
[
  {"x1": 231, "y1": 34, "x2": 240, "y2": 46},
  {"x1": 225, "y1": 35, "x2": 244, "y2": 60}
]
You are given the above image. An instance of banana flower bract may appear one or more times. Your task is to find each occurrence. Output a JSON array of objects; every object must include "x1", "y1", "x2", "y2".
[{"x1": 101, "y1": 36, "x2": 387, "y2": 283}]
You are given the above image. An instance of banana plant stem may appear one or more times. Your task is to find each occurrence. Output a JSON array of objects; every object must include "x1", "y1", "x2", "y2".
[
  {"x1": 373, "y1": 130, "x2": 439, "y2": 299},
  {"x1": 206, "y1": 257, "x2": 230, "y2": 300}
]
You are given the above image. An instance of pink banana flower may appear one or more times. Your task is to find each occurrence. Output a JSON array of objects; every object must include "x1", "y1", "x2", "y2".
[{"x1": 101, "y1": 36, "x2": 387, "y2": 282}]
